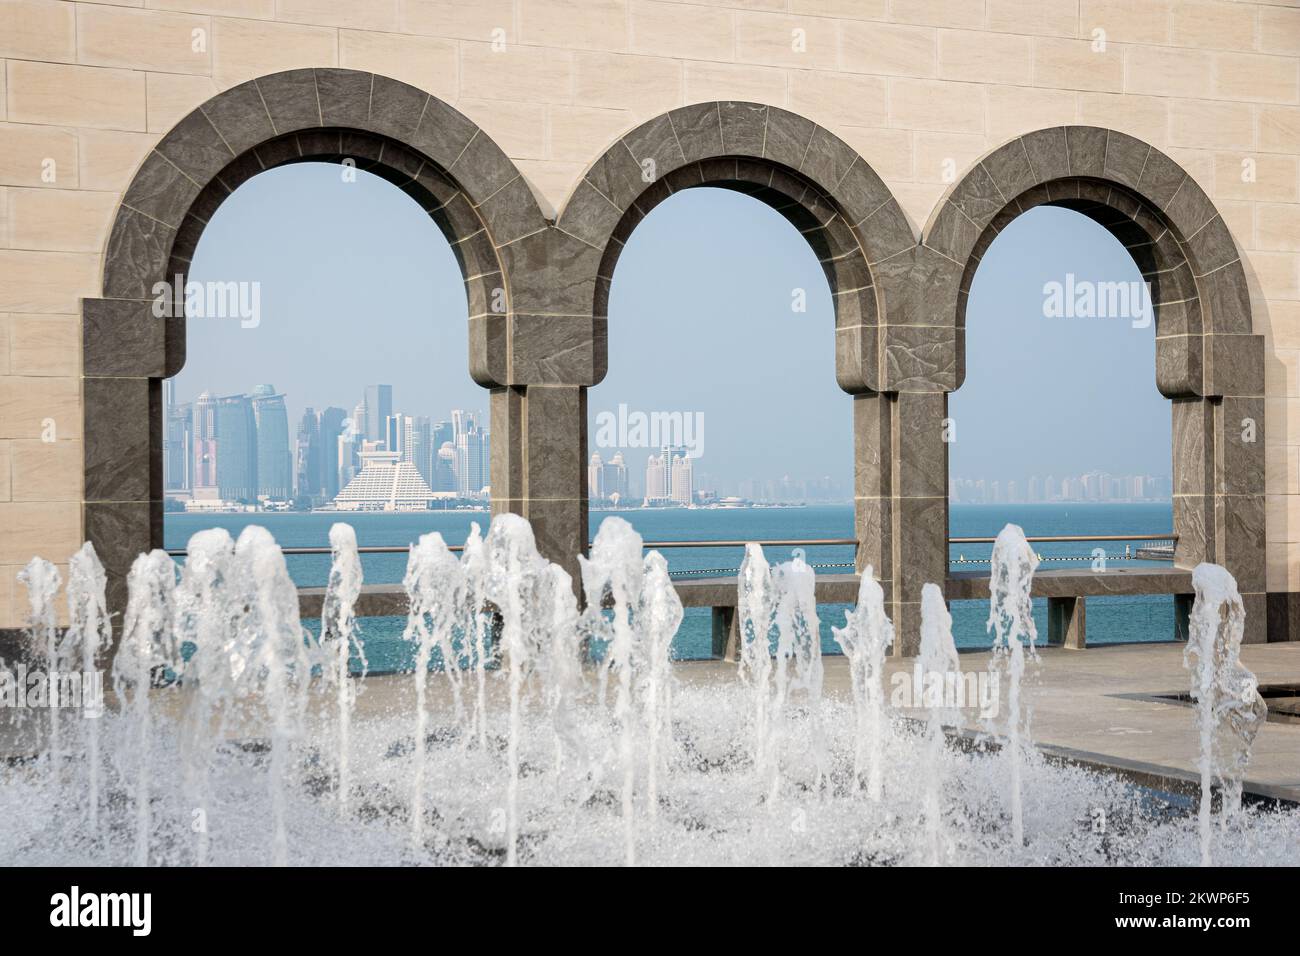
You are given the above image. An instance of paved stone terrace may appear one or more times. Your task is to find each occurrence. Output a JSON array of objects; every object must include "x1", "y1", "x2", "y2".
[{"x1": 677, "y1": 640, "x2": 1300, "y2": 803}]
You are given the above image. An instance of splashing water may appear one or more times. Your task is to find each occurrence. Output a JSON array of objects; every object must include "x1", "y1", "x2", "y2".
[
  {"x1": 918, "y1": 583, "x2": 961, "y2": 864},
  {"x1": 66, "y1": 543, "x2": 112, "y2": 832},
  {"x1": 485, "y1": 515, "x2": 565, "y2": 866},
  {"x1": 832, "y1": 566, "x2": 895, "y2": 800},
  {"x1": 2, "y1": 516, "x2": 1298, "y2": 867},
  {"x1": 772, "y1": 552, "x2": 826, "y2": 796},
  {"x1": 17, "y1": 558, "x2": 63, "y2": 764},
  {"x1": 174, "y1": 527, "x2": 237, "y2": 867},
  {"x1": 580, "y1": 516, "x2": 682, "y2": 864},
  {"x1": 322, "y1": 523, "x2": 365, "y2": 813},
  {"x1": 735, "y1": 546, "x2": 827, "y2": 803},
  {"x1": 237, "y1": 526, "x2": 320, "y2": 866},
  {"x1": 113, "y1": 550, "x2": 181, "y2": 866},
  {"x1": 737, "y1": 544, "x2": 777, "y2": 793},
  {"x1": 459, "y1": 523, "x2": 491, "y2": 751},
  {"x1": 1185, "y1": 564, "x2": 1268, "y2": 867},
  {"x1": 639, "y1": 550, "x2": 682, "y2": 817},
  {"x1": 540, "y1": 559, "x2": 585, "y2": 780},
  {"x1": 987, "y1": 523, "x2": 1040, "y2": 848},
  {"x1": 402, "y1": 531, "x2": 464, "y2": 850}
]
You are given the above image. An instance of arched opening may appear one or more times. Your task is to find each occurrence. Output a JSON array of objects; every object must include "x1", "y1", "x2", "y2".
[
  {"x1": 948, "y1": 205, "x2": 1172, "y2": 646},
  {"x1": 560, "y1": 102, "x2": 915, "y2": 657},
  {"x1": 922, "y1": 127, "x2": 1267, "y2": 649},
  {"x1": 591, "y1": 186, "x2": 849, "y2": 658},
  {"x1": 85, "y1": 70, "x2": 547, "y2": 643},
  {"x1": 161, "y1": 161, "x2": 486, "y2": 670}
]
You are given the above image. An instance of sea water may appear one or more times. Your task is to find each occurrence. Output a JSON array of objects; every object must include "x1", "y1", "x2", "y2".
[{"x1": 165, "y1": 502, "x2": 1176, "y2": 669}]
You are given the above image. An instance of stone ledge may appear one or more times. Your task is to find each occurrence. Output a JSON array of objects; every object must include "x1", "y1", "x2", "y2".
[{"x1": 945, "y1": 567, "x2": 1194, "y2": 601}]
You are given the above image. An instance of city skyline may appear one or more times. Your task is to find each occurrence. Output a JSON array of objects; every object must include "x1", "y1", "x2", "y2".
[
  {"x1": 174, "y1": 167, "x2": 1173, "y2": 503},
  {"x1": 949, "y1": 471, "x2": 1172, "y2": 505},
  {"x1": 164, "y1": 380, "x2": 489, "y2": 511}
]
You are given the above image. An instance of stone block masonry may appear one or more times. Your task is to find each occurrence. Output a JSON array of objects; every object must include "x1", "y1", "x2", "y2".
[{"x1": 0, "y1": 0, "x2": 1293, "y2": 650}]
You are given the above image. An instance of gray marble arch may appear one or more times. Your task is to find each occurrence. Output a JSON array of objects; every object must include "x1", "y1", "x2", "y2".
[
  {"x1": 556, "y1": 101, "x2": 919, "y2": 639},
  {"x1": 87, "y1": 68, "x2": 551, "y2": 619},
  {"x1": 923, "y1": 127, "x2": 1267, "y2": 646},
  {"x1": 88, "y1": 80, "x2": 1272, "y2": 652}
]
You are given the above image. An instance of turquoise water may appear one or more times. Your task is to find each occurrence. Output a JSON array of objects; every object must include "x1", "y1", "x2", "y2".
[{"x1": 164, "y1": 502, "x2": 1176, "y2": 668}]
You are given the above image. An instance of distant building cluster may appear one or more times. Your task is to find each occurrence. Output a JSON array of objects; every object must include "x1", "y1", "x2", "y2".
[
  {"x1": 644, "y1": 445, "x2": 695, "y2": 507},
  {"x1": 736, "y1": 475, "x2": 842, "y2": 504},
  {"x1": 586, "y1": 445, "x2": 845, "y2": 509},
  {"x1": 588, "y1": 452, "x2": 630, "y2": 504},
  {"x1": 949, "y1": 472, "x2": 1172, "y2": 504},
  {"x1": 166, "y1": 380, "x2": 292, "y2": 510},
  {"x1": 164, "y1": 380, "x2": 489, "y2": 512}
]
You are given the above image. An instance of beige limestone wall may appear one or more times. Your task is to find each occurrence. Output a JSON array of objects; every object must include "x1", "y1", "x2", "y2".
[{"x1": 1, "y1": 0, "x2": 1299, "y2": 626}]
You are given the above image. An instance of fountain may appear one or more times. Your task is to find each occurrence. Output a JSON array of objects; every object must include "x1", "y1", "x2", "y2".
[
  {"x1": 113, "y1": 550, "x2": 181, "y2": 866},
  {"x1": 16, "y1": 558, "x2": 62, "y2": 763},
  {"x1": 1184, "y1": 564, "x2": 1268, "y2": 867},
  {"x1": 235, "y1": 526, "x2": 320, "y2": 866},
  {"x1": 459, "y1": 524, "x2": 491, "y2": 751},
  {"x1": 918, "y1": 582, "x2": 961, "y2": 864},
  {"x1": 987, "y1": 523, "x2": 1040, "y2": 847},
  {"x1": 66, "y1": 543, "x2": 112, "y2": 832},
  {"x1": 321, "y1": 523, "x2": 364, "y2": 813},
  {"x1": 770, "y1": 551, "x2": 827, "y2": 795},
  {"x1": 736, "y1": 543, "x2": 777, "y2": 796},
  {"x1": 579, "y1": 516, "x2": 683, "y2": 864},
  {"x1": 402, "y1": 530, "x2": 464, "y2": 850},
  {"x1": 173, "y1": 527, "x2": 237, "y2": 867},
  {"x1": 1, "y1": 517, "x2": 1297, "y2": 867},
  {"x1": 832, "y1": 566, "x2": 894, "y2": 800}
]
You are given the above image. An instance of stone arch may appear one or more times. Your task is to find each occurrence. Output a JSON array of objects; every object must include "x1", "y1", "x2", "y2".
[
  {"x1": 921, "y1": 126, "x2": 1265, "y2": 640},
  {"x1": 83, "y1": 68, "x2": 547, "y2": 611},
  {"x1": 550, "y1": 101, "x2": 915, "y2": 602},
  {"x1": 556, "y1": 101, "x2": 916, "y2": 389}
]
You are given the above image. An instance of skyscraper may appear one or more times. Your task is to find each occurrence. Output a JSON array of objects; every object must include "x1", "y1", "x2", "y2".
[
  {"x1": 215, "y1": 394, "x2": 258, "y2": 502},
  {"x1": 318, "y1": 406, "x2": 347, "y2": 500},
  {"x1": 645, "y1": 453, "x2": 667, "y2": 502},
  {"x1": 365, "y1": 384, "x2": 392, "y2": 445},
  {"x1": 295, "y1": 407, "x2": 320, "y2": 497},
  {"x1": 250, "y1": 385, "x2": 291, "y2": 500},
  {"x1": 670, "y1": 453, "x2": 694, "y2": 505},
  {"x1": 164, "y1": 378, "x2": 191, "y2": 492},
  {"x1": 408, "y1": 416, "x2": 429, "y2": 484},
  {"x1": 435, "y1": 443, "x2": 456, "y2": 493},
  {"x1": 589, "y1": 451, "x2": 629, "y2": 503},
  {"x1": 589, "y1": 452, "x2": 606, "y2": 500},
  {"x1": 606, "y1": 452, "x2": 629, "y2": 500},
  {"x1": 191, "y1": 391, "x2": 219, "y2": 497},
  {"x1": 337, "y1": 430, "x2": 358, "y2": 493},
  {"x1": 452, "y1": 410, "x2": 488, "y2": 497},
  {"x1": 386, "y1": 414, "x2": 400, "y2": 458}
]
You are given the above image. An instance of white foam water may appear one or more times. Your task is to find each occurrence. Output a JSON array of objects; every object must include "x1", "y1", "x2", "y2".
[
  {"x1": 1, "y1": 519, "x2": 1297, "y2": 867},
  {"x1": 402, "y1": 530, "x2": 463, "y2": 851},
  {"x1": 1185, "y1": 563, "x2": 1268, "y2": 867},
  {"x1": 987, "y1": 523, "x2": 1040, "y2": 847},
  {"x1": 322, "y1": 523, "x2": 364, "y2": 814},
  {"x1": 832, "y1": 566, "x2": 894, "y2": 800},
  {"x1": 17, "y1": 558, "x2": 63, "y2": 765},
  {"x1": 580, "y1": 516, "x2": 683, "y2": 864},
  {"x1": 66, "y1": 543, "x2": 112, "y2": 834},
  {"x1": 919, "y1": 582, "x2": 961, "y2": 863},
  {"x1": 114, "y1": 549, "x2": 181, "y2": 866}
]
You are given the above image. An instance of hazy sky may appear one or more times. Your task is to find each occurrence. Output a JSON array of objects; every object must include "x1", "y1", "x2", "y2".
[{"x1": 176, "y1": 162, "x2": 1170, "y2": 491}]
